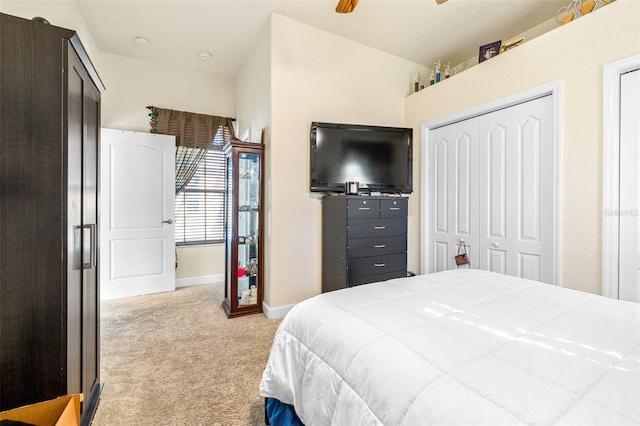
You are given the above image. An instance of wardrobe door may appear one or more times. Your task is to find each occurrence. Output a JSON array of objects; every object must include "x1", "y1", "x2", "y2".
[
  {"x1": 67, "y1": 41, "x2": 101, "y2": 422},
  {"x1": 82, "y1": 66, "x2": 101, "y2": 413},
  {"x1": 66, "y1": 43, "x2": 84, "y2": 399}
]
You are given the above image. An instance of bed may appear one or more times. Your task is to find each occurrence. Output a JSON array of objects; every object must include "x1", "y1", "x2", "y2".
[{"x1": 259, "y1": 269, "x2": 640, "y2": 425}]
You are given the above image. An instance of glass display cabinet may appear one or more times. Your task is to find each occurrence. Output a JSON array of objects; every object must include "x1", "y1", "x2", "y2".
[{"x1": 222, "y1": 140, "x2": 265, "y2": 318}]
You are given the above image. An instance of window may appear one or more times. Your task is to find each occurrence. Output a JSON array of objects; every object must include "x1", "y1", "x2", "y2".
[{"x1": 175, "y1": 148, "x2": 225, "y2": 245}]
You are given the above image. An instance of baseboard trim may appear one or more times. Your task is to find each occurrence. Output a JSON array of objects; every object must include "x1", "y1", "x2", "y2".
[
  {"x1": 176, "y1": 274, "x2": 223, "y2": 288},
  {"x1": 262, "y1": 301, "x2": 296, "y2": 319}
]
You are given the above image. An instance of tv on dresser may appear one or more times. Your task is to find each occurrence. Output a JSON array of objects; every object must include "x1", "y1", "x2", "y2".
[{"x1": 310, "y1": 122, "x2": 413, "y2": 194}]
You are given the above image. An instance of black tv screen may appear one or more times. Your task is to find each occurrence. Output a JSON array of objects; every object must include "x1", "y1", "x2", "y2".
[{"x1": 310, "y1": 122, "x2": 413, "y2": 193}]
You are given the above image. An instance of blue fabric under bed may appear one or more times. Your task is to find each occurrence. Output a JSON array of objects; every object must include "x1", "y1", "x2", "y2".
[{"x1": 265, "y1": 398, "x2": 304, "y2": 426}]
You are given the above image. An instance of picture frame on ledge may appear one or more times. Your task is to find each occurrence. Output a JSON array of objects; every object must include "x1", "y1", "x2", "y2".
[{"x1": 479, "y1": 40, "x2": 501, "y2": 63}]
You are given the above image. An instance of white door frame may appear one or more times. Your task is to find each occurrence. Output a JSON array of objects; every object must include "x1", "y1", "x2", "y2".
[
  {"x1": 602, "y1": 54, "x2": 640, "y2": 299},
  {"x1": 421, "y1": 80, "x2": 564, "y2": 285}
]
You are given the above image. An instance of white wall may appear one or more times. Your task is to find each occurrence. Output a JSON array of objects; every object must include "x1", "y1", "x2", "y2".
[
  {"x1": 406, "y1": 0, "x2": 640, "y2": 295},
  {"x1": 1, "y1": 0, "x2": 99, "y2": 59},
  {"x1": 97, "y1": 52, "x2": 236, "y2": 132},
  {"x1": 267, "y1": 13, "x2": 428, "y2": 308},
  {"x1": 235, "y1": 22, "x2": 271, "y2": 141}
]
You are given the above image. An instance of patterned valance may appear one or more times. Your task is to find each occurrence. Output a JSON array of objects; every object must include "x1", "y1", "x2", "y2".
[{"x1": 147, "y1": 106, "x2": 235, "y2": 149}]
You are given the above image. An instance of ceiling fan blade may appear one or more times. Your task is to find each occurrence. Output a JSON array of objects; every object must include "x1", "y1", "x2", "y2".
[{"x1": 336, "y1": 0, "x2": 359, "y2": 13}]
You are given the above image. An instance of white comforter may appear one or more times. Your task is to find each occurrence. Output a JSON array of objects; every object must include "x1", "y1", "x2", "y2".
[{"x1": 259, "y1": 269, "x2": 640, "y2": 425}]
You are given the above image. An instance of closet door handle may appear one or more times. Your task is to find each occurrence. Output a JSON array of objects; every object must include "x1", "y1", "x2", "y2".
[{"x1": 82, "y1": 224, "x2": 97, "y2": 270}]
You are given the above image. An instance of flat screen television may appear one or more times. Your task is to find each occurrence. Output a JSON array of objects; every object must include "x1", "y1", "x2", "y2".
[{"x1": 310, "y1": 122, "x2": 413, "y2": 194}]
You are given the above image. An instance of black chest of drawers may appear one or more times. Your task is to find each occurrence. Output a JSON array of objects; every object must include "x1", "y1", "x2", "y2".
[{"x1": 322, "y1": 195, "x2": 408, "y2": 292}]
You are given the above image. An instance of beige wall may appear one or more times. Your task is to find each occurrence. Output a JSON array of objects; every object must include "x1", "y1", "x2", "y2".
[
  {"x1": 267, "y1": 13, "x2": 428, "y2": 308},
  {"x1": 175, "y1": 245, "x2": 225, "y2": 281},
  {"x1": 406, "y1": 0, "x2": 640, "y2": 295}
]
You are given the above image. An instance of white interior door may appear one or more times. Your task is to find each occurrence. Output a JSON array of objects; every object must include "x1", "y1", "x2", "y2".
[
  {"x1": 619, "y1": 69, "x2": 640, "y2": 302},
  {"x1": 100, "y1": 129, "x2": 176, "y2": 300},
  {"x1": 428, "y1": 117, "x2": 479, "y2": 272}
]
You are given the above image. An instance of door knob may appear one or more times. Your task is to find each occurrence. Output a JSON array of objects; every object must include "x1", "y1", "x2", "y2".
[
  {"x1": 492, "y1": 242, "x2": 500, "y2": 248},
  {"x1": 162, "y1": 219, "x2": 174, "y2": 224}
]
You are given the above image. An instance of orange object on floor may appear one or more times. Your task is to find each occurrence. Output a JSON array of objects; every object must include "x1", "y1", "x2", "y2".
[{"x1": 0, "y1": 394, "x2": 82, "y2": 426}]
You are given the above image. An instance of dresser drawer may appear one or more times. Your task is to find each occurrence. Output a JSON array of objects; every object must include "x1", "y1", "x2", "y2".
[
  {"x1": 348, "y1": 253, "x2": 407, "y2": 279},
  {"x1": 347, "y1": 218, "x2": 407, "y2": 239},
  {"x1": 381, "y1": 198, "x2": 408, "y2": 218},
  {"x1": 347, "y1": 198, "x2": 380, "y2": 218},
  {"x1": 347, "y1": 235, "x2": 407, "y2": 258},
  {"x1": 348, "y1": 270, "x2": 408, "y2": 287}
]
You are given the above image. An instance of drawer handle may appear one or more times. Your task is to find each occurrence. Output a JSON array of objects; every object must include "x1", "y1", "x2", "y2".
[
  {"x1": 389, "y1": 207, "x2": 400, "y2": 210},
  {"x1": 374, "y1": 244, "x2": 386, "y2": 248},
  {"x1": 358, "y1": 207, "x2": 371, "y2": 210},
  {"x1": 374, "y1": 263, "x2": 386, "y2": 267},
  {"x1": 374, "y1": 226, "x2": 386, "y2": 230}
]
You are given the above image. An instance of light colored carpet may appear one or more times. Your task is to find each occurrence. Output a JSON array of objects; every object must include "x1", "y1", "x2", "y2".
[{"x1": 92, "y1": 283, "x2": 282, "y2": 426}]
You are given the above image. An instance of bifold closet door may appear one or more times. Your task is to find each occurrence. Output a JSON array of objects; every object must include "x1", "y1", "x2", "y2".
[
  {"x1": 428, "y1": 117, "x2": 479, "y2": 272},
  {"x1": 478, "y1": 95, "x2": 554, "y2": 283},
  {"x1": 428, "y1": 94, "x2": 555, "y2": 283}
]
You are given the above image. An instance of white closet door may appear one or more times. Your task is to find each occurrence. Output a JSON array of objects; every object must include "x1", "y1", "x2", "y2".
[
  {"x1": 428, "y1": 117, "x2": 479, "y2": 272},
  {"x1": 478, "y1": 95, "x2": 554, "y2": 283},
  {"x1": 478, "y1": 110, "x2": 513, "y2": 276},
  {"x1": 619, "y1": 69, "x2": 640, "y2": 302}
]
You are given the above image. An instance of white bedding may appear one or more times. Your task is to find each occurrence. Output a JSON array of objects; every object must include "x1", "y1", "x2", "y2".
[{"x1": 259, "y1": 269, "x2": 640, "y2": 425}]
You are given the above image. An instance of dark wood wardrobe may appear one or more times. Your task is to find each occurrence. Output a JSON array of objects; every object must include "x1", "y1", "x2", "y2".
[{"x1": 0, "y1": 13, "x2": 105, "y2": 425}]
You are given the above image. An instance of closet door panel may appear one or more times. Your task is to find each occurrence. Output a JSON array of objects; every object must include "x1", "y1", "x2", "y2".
[
  {"x1": 511, "y1": 96, "x2": 554, "y2": 283},
  {"x1": 456, "y1": 133, "x2": 472, "y2": 236},
  {"x1": 434, "y1": 241, "x2": 449, "y2": 272},
  {"x1": 434, "y1": 138, "x2": 449, "y2": 234},
  {"x1": 518, "y1": 117, "x2": 541, "y2": 242},
  {"x1": 519, "y1": 253, "x2": 541, "y2": 282},
  {"x1": 429, "y1": 118, "x2": 478, "y2": 272},
  {"x1": 489, "y1": 249, "x2": 508, "y2": 274},
  {"x1": 487, "y1": 124, "x2": 508, "y2": 240},
  {"x1": 479, "y1": 115, "x2": 513, "y2": 274}
]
